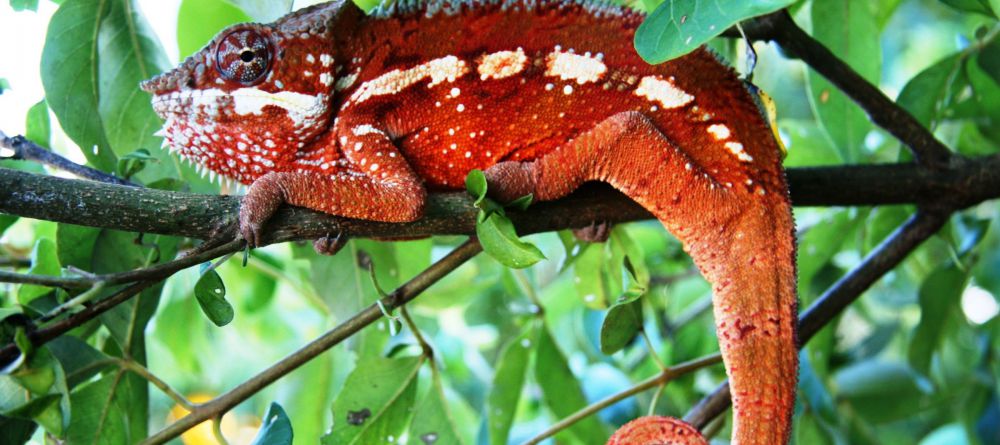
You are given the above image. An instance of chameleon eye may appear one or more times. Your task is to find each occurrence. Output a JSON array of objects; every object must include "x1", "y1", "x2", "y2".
[{"x1": 215, "y1": 29, "x2": 271, "y2": 84}]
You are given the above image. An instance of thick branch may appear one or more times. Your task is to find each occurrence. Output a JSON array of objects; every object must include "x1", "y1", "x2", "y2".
[
  {"x1": 683, "y1": 211, "x2": 950, "y2": 430},
  {"x1": 1, "y1": 156, "x2": 996, "y2": 245}
]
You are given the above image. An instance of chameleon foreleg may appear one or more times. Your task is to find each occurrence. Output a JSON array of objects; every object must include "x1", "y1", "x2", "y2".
[{"x1": 487, "y1": 111, "x2": 797, "y2": 444}]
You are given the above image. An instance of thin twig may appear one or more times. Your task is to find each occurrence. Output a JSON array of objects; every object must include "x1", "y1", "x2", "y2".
[
  {"x1": 141, "y1": 239, "x2": 482, "y2": 445},
  {"x1": 522, "y1": 353, "x2": 723, "y2": 445},
  {"x1": 118, "y1": 358, "x2": 193, "y2": 410},
  {"x1": 683, "y1": 210, "x2": 950, "y2": 430},
  {"x1": 0, "y1": 130, "x2": 137, "y2": 186},
  {"x1": 0, "y1": 257, "x2": 31, "y2": 268}
]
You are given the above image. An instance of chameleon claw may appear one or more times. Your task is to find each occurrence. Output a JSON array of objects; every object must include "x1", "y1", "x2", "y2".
[
  {"x1": 313, "y1": 232, "x2": 348, "y2": 255},
  {"x1": 573, "y1": 220, "x2": 612, "y2": 243}
]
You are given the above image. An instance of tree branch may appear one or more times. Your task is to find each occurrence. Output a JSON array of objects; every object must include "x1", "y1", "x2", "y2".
[
  {"x1": 1, "y1": 155, "x2": 996, "y2": 246},
  {"x1": 0, "y1": 130, "x2": 137, "y2": 187},
  {"x1": 683, "y1": 210, "x2": 950, "y2": 430}
]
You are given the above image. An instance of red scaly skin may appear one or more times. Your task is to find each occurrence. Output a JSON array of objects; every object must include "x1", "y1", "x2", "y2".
[{"x1": 142, "y1": 1, "x2": 798, "y2": 443}]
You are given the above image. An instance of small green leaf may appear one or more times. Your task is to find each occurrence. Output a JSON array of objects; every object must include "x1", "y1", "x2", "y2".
[
  {"x1": 25, "y1": 100, "x2": 50, "y2": 148},
  {"x1": 599, "y1": 299, "x2": 644, "y2": 355},
  {"x1": 908, "y1": 265, "x2": 967, "y2": 376},
  {"x1": 465, "y1": 169, "x2": 488, "y2": 204},
  {"x1": 897, "y1": 53, "x2": 964, "y2": 128},
  {"x1": 117, "y1": 148, "x2": 157, "y2": 179},
  {"x1": 507, "y1": 194, "x2": 533, "y2": 211},
  {"x1": 9, "y1": 0, "x2": 38, "y2": 11},
  {"x1": 322, "y1": 356, "x2": 422, "y2": 445},
  {"x1": 250, "y1": 402, "x2": 293, "y2": 445},
  {"x1": 535, "y1": 327, "x2": 608, "y2": 442},
  {"x1": 194, "y1": 266, "x2": 233, "y2": 327},
  {"x1": 486, "y1": 323, "x2": 537, "y2": 445},
  {"x1": 476, "y1": 213, "x2": 545, "y2": 269},
  {"x1": 635, "y1": 0, "x2": 797, "y2": 64},
  {"x1": 18, "y1": 238, "x2": 61, "y2": 305}
]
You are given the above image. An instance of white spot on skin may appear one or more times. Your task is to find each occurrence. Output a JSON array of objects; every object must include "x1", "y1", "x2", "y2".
[
  {"x1": 634, "y1": 76, "x2": 694, "y2": 109},
  {"x1": 725, "y1": 141, "x2": 754, "y2": 162},
  {"x1": 320, "y1": 54, "x2": 334, "y2": 67},
  {"x1": 545, "y1": 83, "x2": 554, "y2": 91},
  {"x1": 349, "y1": 56, "x2": 469, "y2": 105},
  {"x1": 450, "y1": 87, "x2": 460, "y2": 97},
  {"x1": 456, "y1": 103, "x2": 466, "y2": 112},
  {"x1": 306, "y1": 54, "x2": 316, "y2": 64},
  {"x1": 477, "y1": 47, "x2": 528, "y2": 80},
  {"x1": 563, "y1": 85, "x2": 573, "y2": 95},
  {"x1": 335, "y1": 72, "x2": 359, "y2": 91},
  {"x1": 352, "y1": 125, "x2": 385, "y2": 137},
  {"x1": 320, "y1": 73, "x2": 334, "y2": 87},
  {"x1": 707, "y1": 124, "x2": 731, "y2": 140},
  {"x1": 304, "y1": 71, "x2": 314, "y2": 77},
  {"x1": 545, "y1": 50, "x2": 607, "y2": 84}
]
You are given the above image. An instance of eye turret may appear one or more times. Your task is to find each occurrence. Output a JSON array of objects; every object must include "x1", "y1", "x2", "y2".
[{"x1": 215, "y1": 29, "x2": 272, "y2": 84}]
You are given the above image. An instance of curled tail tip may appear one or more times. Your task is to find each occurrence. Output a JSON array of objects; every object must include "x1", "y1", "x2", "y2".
[{"x1": 607, "y1": 416, "x2": 708, "y2": 445}]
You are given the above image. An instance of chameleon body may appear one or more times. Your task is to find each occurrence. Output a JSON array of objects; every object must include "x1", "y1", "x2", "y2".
[{"x1": 142, "y1": 0, "x2": 798, "y2": 443}]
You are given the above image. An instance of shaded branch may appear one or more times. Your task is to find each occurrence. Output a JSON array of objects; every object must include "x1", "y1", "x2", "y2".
[
  {"x1": 141, "y1": 239, "x2": 483, "y2": 445},
  {"x1": 0, "y1": 130, "x2": 137, "y2": 187},
  {"x1": 1, "y1": 155, "x2": 997, "y2": 246},
  {"x1": 683, "y1": 210, "x2": 950, "y2": 430}
]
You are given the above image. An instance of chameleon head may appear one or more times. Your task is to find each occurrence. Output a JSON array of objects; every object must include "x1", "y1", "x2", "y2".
[{"x1": 141, "y1": 3, "x2": 349, "y2": 184}]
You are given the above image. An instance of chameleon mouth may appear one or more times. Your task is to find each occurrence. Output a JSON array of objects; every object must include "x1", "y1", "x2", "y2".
[{"x1": 151, "y1": 88, "x2": 328, "y2": 128}]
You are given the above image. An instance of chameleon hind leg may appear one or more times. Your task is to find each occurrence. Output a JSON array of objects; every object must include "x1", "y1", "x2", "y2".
[{"x1": 486, "y1": 111, "x2": 797, "y2": 445}]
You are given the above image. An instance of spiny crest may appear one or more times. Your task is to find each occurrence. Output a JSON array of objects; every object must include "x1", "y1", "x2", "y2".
[{"x1": 371, "y1": 0, "x2": 633, "y2": 20}]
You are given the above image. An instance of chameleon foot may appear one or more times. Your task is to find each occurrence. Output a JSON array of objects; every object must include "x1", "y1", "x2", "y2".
[
  {"x1": 573, "y1": 221, "x2": 612, "y2": 243},
  {"x1": 313, "y1": 232, "x2": 348, "y2": 255}
]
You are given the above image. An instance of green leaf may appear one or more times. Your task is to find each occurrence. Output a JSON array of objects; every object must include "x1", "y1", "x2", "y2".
[
  {"x1": 18, "y1": 237, "x2": 61, "y2": 305},
  {"x1": 507, "y1": 194, "x2": 533, "y2": 211},
  {"x1": 322, "y1": 356, "x2": 422, "y2": 445},
  {"x1": 408, "y1": 371, "x2": 466, "y2": 445},
  {"x1": 940, "y1": 0, "x2": 997, "y2": 17},
  {"x1": 41, "y1": 0, "x2": 115, "y2": 171},
  {"x1": 9, "y1": 0, "x2": 38, "y2": 12},
  {"x1": 486, "y1": 323, "x2": 537, "y2": 445},
  {"x1": 465, "y1": 169, "x2": 488, "y2": 204},
  {"x1": 476, "y1": 213, "x2": 546, "y2": 269},
  {"x1": 177, "y1": 0, "x2": 252, "y2": 59},
  {"x1": 832, "y1": 360, "x2": 929, "y2": 423},
  {"x1": 807, "y1": 1, "x2": 880, "y2": 163},
  {"x1": 535, "y1": 327, "x2": 608, "y2": 442},
  {"x1": 574, "y1": 243, "x2": 611, "y2": 309},
  {"x1": 65, "y1": 374, "x2": 130, "y2": 444},
  {"x1": 56, "y1": 224, "x2": 101, "y2": 271},
  {"x1": 897, "y1": 54, "x2": 964, "y2": 129},
  {"x1": 600, "y1": 299, "x2": 644, "y2": 355},
  {"x1": 25, "y1": 100, "x2": 51, "y2": 148},
  {"x1": 225, "y1": 0, "x2": 293, "y2": 22},
  {"x1": 908, "y1": 265, "x2": 968, "y2": 376},
  {"x1": 194, "y1": 266, "x2": 234, "y2": 327},
  {"x1": 250, "y1": 402, "x2": 293, "y2": 445},
  {"x1": 635, "y1": 0, "x2": 797, "y2": 64}
]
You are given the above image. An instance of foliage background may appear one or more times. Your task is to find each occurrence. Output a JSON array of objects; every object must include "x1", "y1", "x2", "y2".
[{"x1": 1, "y1": 0, "x2": 999, "y2": 444}]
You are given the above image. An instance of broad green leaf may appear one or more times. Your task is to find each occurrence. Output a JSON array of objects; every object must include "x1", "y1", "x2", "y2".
[
  {"x1": 225, "y1": 0, "x2": 293, "y2": 22},
  {"x1": 250, "y1": 402, "x2": 293, "y2": 445},
  {"x1": 41, "y1": 0, "x2": 116, "y2": 171},
  {"x1": 65, "y1": 374, "x2": 130, "y2": 444},
  {"x1": 194, "y1": 266, "x2": 234, "y2": 327},
  {"x1": 476, "y1": 213, "x2": 545, "y2": 269},
  {"x1": 833, "y1": 361, "x2": 929, "y2": 423},
  {"x1": 97, "y1": 0, "x2": 172, "y2": 181},
  {"x1": 535, "y1": 327, "x2": 607, "y2": 442},
  {"x1": 47, "y1": 337, "x2": 112, "y2": 390},
  {"x1": 17, "y1": 238, "x2": 61, "y2": 305},
  {"x1": 807, "y1": 1, "x2": 880, "y2": 163},
  {"x1": 635, "y1": 0, "x2": 797, "y2": 64},
  {"x1": 797, "y1": 211, "x2": 858, "y2": 304},
  {"x1": 322, "y1": 356, "x2": 422, "y2": 445},
  {"x1": 908, "y1": 265, "x2": 968, "y2": 376},
  {"x1": 408, "y1": 371, "x2": 466, "y2": 445},
  {"x1": 177, "y1": 0, "x2": 252, "y2": 59},
  {"x1": 897, "y1": 54, "x2": 964, "y2": 129},
  {"x1": 939, "y1": 0, "x2": 996, "y2": 16},
  {"x1": 56, "y1": 224, "x2": 101, "y2": 271},
  {"x1": 25, "y1": 100, "x2": 50, "y2": 148},
  {"x1": 599, "y1": 299, "x2": 643, "y2": 354},
  {"x1": 1, "y1": 347, "x2": 71, "y2": 437},
  {"x1": 574, "y1": 243, "x2": 611, "y2": 309},
  {"x1": 486, "y1": 323, "x2": 537, "y2": 445}
]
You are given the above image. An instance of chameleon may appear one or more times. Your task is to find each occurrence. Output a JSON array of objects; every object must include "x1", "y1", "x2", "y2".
[{"x1": 141, "y1": 0, "x2": 798, "y2": 443}]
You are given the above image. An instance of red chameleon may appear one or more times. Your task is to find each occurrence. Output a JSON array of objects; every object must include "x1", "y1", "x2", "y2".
[{"x1": 142, "y1": 0, "x2": 798, "y2": 443}]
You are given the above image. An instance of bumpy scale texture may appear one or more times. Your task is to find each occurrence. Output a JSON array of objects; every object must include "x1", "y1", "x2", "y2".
[{"x1": 142, "y1": 1, "x2": 798, "y2": 443}]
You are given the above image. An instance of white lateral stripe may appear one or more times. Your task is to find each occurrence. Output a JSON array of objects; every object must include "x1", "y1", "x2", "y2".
[
  {"x1": 634, "y1": 76, "x2": 694, "y2": 109},
  {"x1": 707, "y1": 124, "x2": 731, "y2": 140},
  {"x1": 545, "y1": 50, "x2": 606, "y2": 84},
  {"x1": 349, "y1": 55, "x2": 469, "y2": 105},
  {"x1": 478, "y1": 48, "x2": 528, "y2": 80},
  {"x1": 352, "y1": 124, "x2": 386, "y2": 137}
]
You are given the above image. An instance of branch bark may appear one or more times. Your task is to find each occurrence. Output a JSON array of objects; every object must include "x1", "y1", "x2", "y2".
[{"x1": 1, "y1": 155, "x2": 997, "y2": 246}]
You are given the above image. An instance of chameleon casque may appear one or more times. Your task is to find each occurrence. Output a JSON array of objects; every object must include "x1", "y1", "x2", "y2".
[{"x1": 141, "y1": 0, "x2": 798, "y2": 443}]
